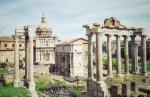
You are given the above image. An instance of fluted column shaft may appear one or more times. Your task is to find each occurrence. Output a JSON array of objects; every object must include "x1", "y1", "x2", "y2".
[
  {"x1": 141, "y1": 35, "x2": 147, "y2": 76},
  {"x1": 96, "y1": 33, "x2": 103, "y2": 82},
  {"x1": 116, "y1": 35, "x2": 121, "y2": 75},
  {"x1": 106, "y1": 34, "x2": 112, "y2": 77},
  {"x1": 87, "y1": 34, "x2": 93, "y2": 80},
  {"x1": 124, "y1": 35, "x2": 129, "y2": 74}
]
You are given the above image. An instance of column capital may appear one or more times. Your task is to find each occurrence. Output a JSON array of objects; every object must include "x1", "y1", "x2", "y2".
[
  {"x1": 123, "y1": 35, "x2": 129, "y2": 38},
  {"x1": 95, "y1": 32, "x2": 103, "y2": 36},
  {"x1": 114, "y1": 34, "x2": 121, "y2": 37},
  {"x1": 87, "y1": 33, "x2": 93, "y2": 37},
  {"x1": 105, "y1": 34, "x2": 112, "y2": 37},
  {"x1": 130, "y1": 35, "x2": 136, "y2": 38}
]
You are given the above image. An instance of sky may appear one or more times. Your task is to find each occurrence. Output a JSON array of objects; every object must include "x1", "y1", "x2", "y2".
[{"x1": 0, "y1": 0, "x2": 150, "y2": 40}]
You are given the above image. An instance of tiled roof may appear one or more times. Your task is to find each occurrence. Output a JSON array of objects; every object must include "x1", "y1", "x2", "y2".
[{"x1": 0, "y1": 36, "x2": 24, "y2": 42}]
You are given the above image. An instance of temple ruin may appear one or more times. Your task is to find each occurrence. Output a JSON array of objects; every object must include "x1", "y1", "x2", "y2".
[{"x1": 83, "y1": 17, "x2": 148, "y2": 97}]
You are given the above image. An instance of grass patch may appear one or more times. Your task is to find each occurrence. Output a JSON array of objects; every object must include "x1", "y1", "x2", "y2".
[
  {"x1": 0, "y1": 68, "x2": 8, "y2": 74},
  {"x1": 0, "y1": 83, "x2": 31, "y2": 97},
  {"x1": 35, "y1": 78, "x2": 49, "y2": 97}
]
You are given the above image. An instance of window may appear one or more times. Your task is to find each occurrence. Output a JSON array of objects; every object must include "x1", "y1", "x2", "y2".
[
  {"x1": 19, "y1": 44, "x2": 22, "y2": 47},
  {"x1": 4, "y1": 44, "x2": 7, "y2": 47},
  {"x1": 12, "y1": 44, "x2": 14, "y2": 47}
]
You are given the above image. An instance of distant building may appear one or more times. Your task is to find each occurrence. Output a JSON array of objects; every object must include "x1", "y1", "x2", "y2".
[
  {"x1": 0, "y1": 36, "x2": 25, "y2": 64},
  {"x1": 55, "y1": 38, "x2": 88, "y2": 77},
  {"x1": 35, "y1": 15, "x2": 58, "y2": 64}
]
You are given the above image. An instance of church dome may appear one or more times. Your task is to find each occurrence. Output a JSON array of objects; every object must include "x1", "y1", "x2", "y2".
[{"x1": 36, "y1": 15, "x2": 53, "y2": 37}]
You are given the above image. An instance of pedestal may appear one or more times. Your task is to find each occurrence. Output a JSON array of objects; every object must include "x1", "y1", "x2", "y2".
[{"x1": 97, "y1": 81, "x2": 110, "y2": 97}]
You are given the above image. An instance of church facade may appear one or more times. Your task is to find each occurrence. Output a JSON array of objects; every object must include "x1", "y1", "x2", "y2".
[{"x1": 35, "y1": 15, "x2": 57, "y2": 64}]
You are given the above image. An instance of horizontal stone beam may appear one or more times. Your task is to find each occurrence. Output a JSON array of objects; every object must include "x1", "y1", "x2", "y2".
[{"x1": 15, "y1": 29, "x2": 25, "y2": 36}]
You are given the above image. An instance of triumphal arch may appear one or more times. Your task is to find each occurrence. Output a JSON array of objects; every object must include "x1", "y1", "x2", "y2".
[
  {"x1": 83, "y1": 17, "x2": 147, "y2": 97},
  {"x1": 13, "y1": 26, "x2": 37, "y2": 97}
]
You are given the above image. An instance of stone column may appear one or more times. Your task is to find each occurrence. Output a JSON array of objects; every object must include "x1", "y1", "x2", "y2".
[
  {"x1": 13, "y1": 35, "x2": 20, "y2": 87},
  {"x1": 96, "y1": 33, "x2": 103, "y2": 82},
  {"x1": 131, "y1": 35, "x2": 136, "y2": 74},
  {"x1": 124, "y1": 35, "x2": 129, "y2": 75},
  {"x1": 65, "y1": 54, "x2": 67, "y2": 65},
  {"x1": 87, "y1": 34, "x2": 93, "y2": 80},
  {"x1": 25, "y1": 35, "x2": 29, "y2": 81},
  {"x1": 141, "y1": 35, "x2": 147, "y2": 76},
  {"x1": 69, "y1": 53, "x2": 73, "y2": 77},
  {"x1": 27, "y1": 26, "x2": 35, "y2": 90},
  {"x1": 116, "y1": 35, "x2": 121, "y2": 76},
  {"x1": 134, "y1": 43, "x2": 139, "y2": 74},
  {"x1": 106, "y1": 34, "x2": 113, "y2": 77}
]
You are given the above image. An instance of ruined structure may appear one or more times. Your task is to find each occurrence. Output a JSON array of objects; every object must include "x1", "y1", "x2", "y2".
[
  {"x1": 55, "y1": 38, "x2": 88, "y2": 77},
  {"x1": 83, "y1": 17, "x2": 148, "y2": 97},
  {"x1": 13, "y1": 26, "x2": 38, "y2": 97}
]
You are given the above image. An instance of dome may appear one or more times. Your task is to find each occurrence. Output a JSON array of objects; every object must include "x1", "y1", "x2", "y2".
[
  {"x1": 36, "y1": 14, "x2": 52, "y2": 32},
  {"x1": 36, "y1": 15, "x2": 53, "y2": 37}
]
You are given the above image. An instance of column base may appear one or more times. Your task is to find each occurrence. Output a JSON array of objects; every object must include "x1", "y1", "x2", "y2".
[
  {"x1": 29, "y1": 81, "x2": 35, "y2": 90},
  {"x1": 96, "y1": 81, "x2": 110, "y2": 97},
  {"x1": 28, "y1": 81, "x2": 38, "y2": 97},
  {"x1": 13, "y1": 79, "x2": 19, "y2": 87},
  {"x1": 87, "y1": 78, "x2": 94, "y2": 97}
]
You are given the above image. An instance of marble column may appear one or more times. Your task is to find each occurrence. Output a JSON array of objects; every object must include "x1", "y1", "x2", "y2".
[
  {"x1": 116, "y1": 35, "x2": 121, "y2": 76},
  {"x1": 131, "y1": 35, "x2": 136, "y2": 74},
  {"x1": 141, "y1": 35, "x2": 147, "y2": 76},
  {"x1": 124, "y1": 35, "x2": 129, "y2": 74},
  {"x1": 87, "y1": 34, "x2": 93, "y2": 80},
  {"x1": 106, "y1": 34, "x2": 113, "y2": 77},
  {"x1": 27, "y1": 26, "x2": 35, "y2": 90},
  {"x1": 96, "y1": 33, "x2": 103, "y2": 82},
  {"x1": 13, "y1": 35, "x2": 20, "y2": 87}
]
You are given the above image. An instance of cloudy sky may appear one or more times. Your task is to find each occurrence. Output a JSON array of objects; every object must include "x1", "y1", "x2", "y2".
[{"x1": 0, "y1": 0, "x2": 150, "y2": 40}]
